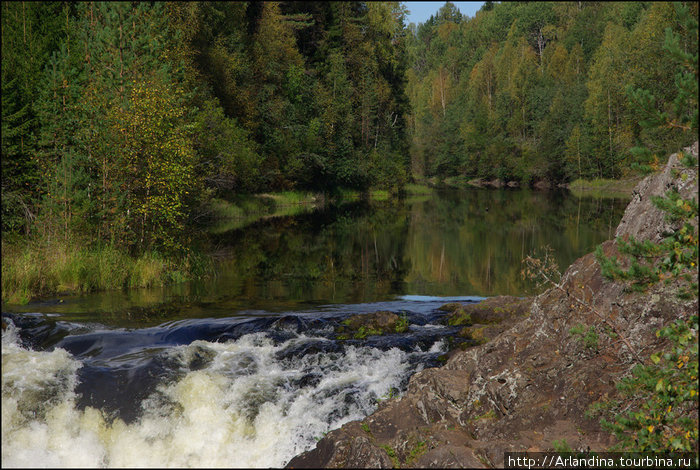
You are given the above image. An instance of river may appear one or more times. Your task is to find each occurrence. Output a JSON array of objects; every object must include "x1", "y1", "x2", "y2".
[{"x1": 2, "y1": 188, "x2": 627, "y2": 467}]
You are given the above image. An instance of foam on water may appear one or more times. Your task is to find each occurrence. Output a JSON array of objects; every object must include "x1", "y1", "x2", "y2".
[{"x1": 2, "y1": 322, "x2": 429, "y2": 468}]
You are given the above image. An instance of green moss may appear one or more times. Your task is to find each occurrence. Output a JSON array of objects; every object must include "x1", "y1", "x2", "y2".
[
  {"x1": 438, "y1": 302, "x2": 463, "y2": 312},
  {"x1": 336, "y1": 312, "x2": 410, "y2": 340},
  {"x1": 380, "y1": 444, "x2": 400, "y2": 468},
  {"x1": 394, "y1": 314, "x2": 409, "y2": 333},
  {"x1": 469, "y1": 409, "x2": 497, "y2": 422},
  {"x1": 447, "y1": 308, "x2": 472, "y2": 326},
  {"x1": 404, "y1": 441, "x2": 428, "y2": 466},
  {"x1": 461, "y1": 325, "x2": 489, "y2": 344},
  {"x1": 552, "y1": 439, "x2": 573, "y2": 453},
  {"x1": 354, "y1": 325, "x2": 382, "y2": 339},
  {"x1": 569, "y1": 323, "x2": 599, "y2": 350}
]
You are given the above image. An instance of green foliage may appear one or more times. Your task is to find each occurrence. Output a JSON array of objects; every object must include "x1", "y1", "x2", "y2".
[
  {"x1": 591, "y1": 3, "x2": 699, "y2": 455},
  {"x1": 1, "y1": 238, "x2": 209, "y2": 304},
  {"x1": 407, "y1": 1, "x2": 698, "y2": 184},
  {"x1": 626, "y1": 2, "x2": 698, "y2": 174},
  {"x1": 2, "y1": 2, "x2": 415, "y2": 295},
  {"x1": 552, "y1": 439, "x2": 573, "y2": 453},
  {"x1": 380, "y1": 444, "x2": 400, "y2": 468},
  {"x1": 192, "y1": 99, "x2": 261, "y2": 194},
  {"x1": 569, "y1": 324, "x2": 599, "y2": 351},
  {"x1": 112, "y1": 75, "x2": 199, "y2": 254},
  {"x1": 354, "y1": 325, "x2": 383, "y2": 340},
  {"x1": 597, "y1": 315, "x2": 698, "y2": 452},
  {"x1": 1, "y1": 2, "x2": 64, "y2": 235},
  {"x1": 595, "y1": 4, "x2": 698, "y2": 295},
  {"x1": 596, "y1": 190, "x2": 698, "y2": 295}
]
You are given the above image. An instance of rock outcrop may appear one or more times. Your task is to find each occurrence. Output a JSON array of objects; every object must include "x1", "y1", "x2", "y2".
[{"x1": 287, "y1": 143, "x2": 698, "y2": 469}]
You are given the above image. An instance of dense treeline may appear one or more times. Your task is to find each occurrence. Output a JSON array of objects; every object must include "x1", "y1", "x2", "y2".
[
  {"x1": 2, "y1": 1, "x2": 697, "y2": 301},
  {"x1": 2, "y1": 1, "x2": 410, "y2": 254},
  {"x1": 406, "y1": 1, "x2": 698, "y2": 184}
]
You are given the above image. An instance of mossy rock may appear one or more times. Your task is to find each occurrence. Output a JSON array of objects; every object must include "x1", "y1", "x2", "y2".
[
  {"x1": 447, "y1": 307, "x2": 472, "y2": 326},
  {"x1": 440, "y1": 297, "x2": 533, "y2": 326},
  {"x1": 459, "y1": 325, "x2": 489, "y2": 344},
  {"x1": 438, "y1": 302, "x2": 464, "y2": 313},
  {"x1": 336, "y1": 311, "x2": 410, "y2": 340}
]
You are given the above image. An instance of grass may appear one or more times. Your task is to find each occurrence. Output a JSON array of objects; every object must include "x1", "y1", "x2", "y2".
[
  {"x1": 441, "y1": 175, "x2": 475, "y2": 188},
  {"x1": 1, "y1": 238, "x2": 210, "y2": 305},
  {"x1": 404, "y1": 183, "x2": 433, "y2": 195},
  {"x1": 404, "y1": 441, "x2": 428, "y2": 466},
  {"x1": 567, "y1": 176, "x2": 643, "y2": 199},
  {"x1": 369, "y1": 189, "x2": 390, "y2": 201},
  {"x1": 207, "y1": 192, "x2": 322, "y2": 233},
  {"x1": 468, "y1": 409, "x2": 498, "y2": 422},
  {"x1": 258, "y1": 191, "x2": 319, "y2": 206},
  {"x1": 380, "y1": 444, "x2": 400, "y2": 468}
]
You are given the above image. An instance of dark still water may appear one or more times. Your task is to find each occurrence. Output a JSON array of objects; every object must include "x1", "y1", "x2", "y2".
[{"x1": 2, "y1": 188, "x2": 627, "y2": 467}]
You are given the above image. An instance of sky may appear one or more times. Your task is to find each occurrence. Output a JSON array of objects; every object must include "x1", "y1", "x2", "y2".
[{"x1": 404, "y1": 2, "x2": 485, "y2": 26}]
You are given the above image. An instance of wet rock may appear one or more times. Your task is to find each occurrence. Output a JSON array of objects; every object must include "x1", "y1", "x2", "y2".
[
  {"x1": 287, "y1": 423, "x2": 393, "y2": 468},
  {"x1": 270, "y1": 315, "x2": 308, "y2": 333}
]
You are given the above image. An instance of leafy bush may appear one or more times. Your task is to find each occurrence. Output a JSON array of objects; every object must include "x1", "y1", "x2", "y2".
[
  {"x1": 599, "y1": 315, "x2": 698, "y2": 452},
  {"x1": 591, "y1": 3, "x2": 698, "y2": 454}
]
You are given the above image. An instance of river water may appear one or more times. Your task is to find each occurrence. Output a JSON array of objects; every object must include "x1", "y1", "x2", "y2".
[{"x1": 2, "y1": 188, "x2": 627, "y2": 467}]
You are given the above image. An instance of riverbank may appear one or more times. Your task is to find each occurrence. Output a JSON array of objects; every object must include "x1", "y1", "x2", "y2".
[
  {"x1": 1, "y1": 238, "x2": 211, "y2": 305},
  {"x1": 423, "y1": 175, "x2": 643, "y2": 199},
  {"x1": 287, "y1": 143, "x2": 699, "y2": 467},
  {"x1": 207, "y1": 185, "x2": 435, "y2": 232},
  {"x1": 566, "y1": 176, "x2": 644, "y2": 199},
  {"x1": 2, "y1": 186, "x2": 439, "y2": 305}
]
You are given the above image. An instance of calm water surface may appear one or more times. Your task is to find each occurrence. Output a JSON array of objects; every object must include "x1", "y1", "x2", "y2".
[{"x1": 2, "y1": 188, "x2": 627, "y2": 467}]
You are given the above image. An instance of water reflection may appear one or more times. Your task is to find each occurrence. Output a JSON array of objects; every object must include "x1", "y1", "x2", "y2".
[
  {"x1": 3, "y1": 189, "x2": 628, "y2": 325},
  {"x1": 209, "y1": 189, "x2": 626, "y2": 302}
]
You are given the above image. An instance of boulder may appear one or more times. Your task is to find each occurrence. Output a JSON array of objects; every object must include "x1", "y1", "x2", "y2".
[{"x1": 336, "y1": 310, "x2": 408, "y2": 340}]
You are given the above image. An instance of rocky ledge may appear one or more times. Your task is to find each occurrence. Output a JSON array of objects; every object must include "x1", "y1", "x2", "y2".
[{"x1": 287, "y1": 143, "x2": 698, "y2": 468}]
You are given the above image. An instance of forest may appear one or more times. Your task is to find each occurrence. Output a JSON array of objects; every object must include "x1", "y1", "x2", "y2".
[{"x1": 1, "y1": 1, "x2": 698, "y2": 300}]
